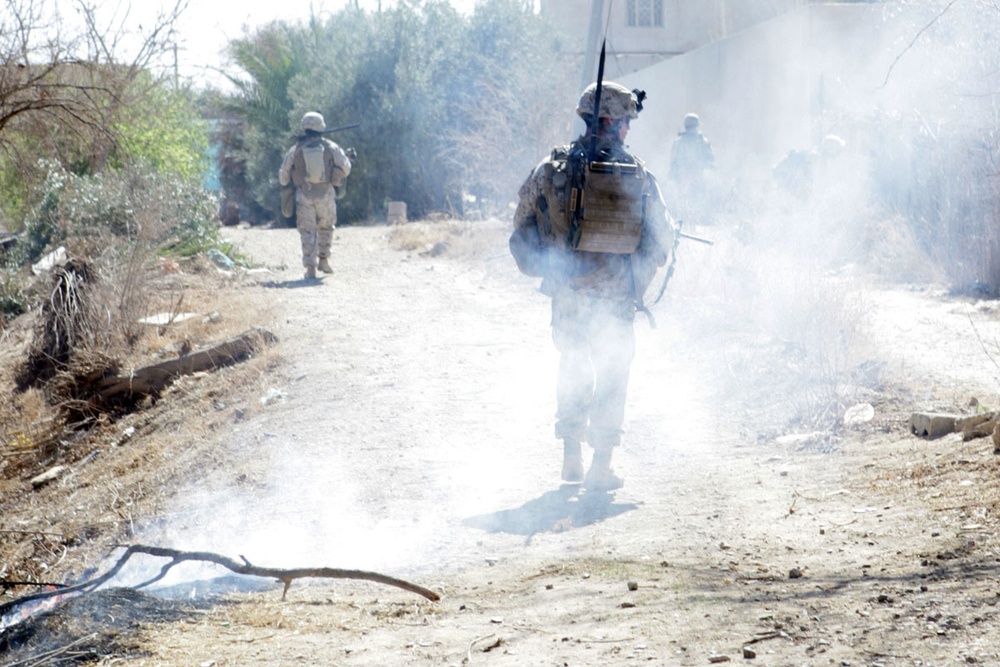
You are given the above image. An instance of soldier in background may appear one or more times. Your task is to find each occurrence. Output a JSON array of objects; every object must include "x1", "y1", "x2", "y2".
[
  {"x1": 279, "y1": 112, "x2": 352, "y2": 280},
  {"x1": 509, "y1": 82, "x2": 676, "y2": 492},
  {"x1": 772, "y1": 134, "x2": 846, "y2": 201},
  {"x1": 667, "y1": 113, "x2": 715, "y2": 226}
]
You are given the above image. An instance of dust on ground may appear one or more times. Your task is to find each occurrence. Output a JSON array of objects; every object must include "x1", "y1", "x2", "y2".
[{"x1": 4, "y1": 218, "x2": 1000, "y2": 666}]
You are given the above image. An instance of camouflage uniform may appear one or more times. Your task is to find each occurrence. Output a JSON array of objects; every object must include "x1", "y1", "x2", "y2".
[
  {"x1": 510, "y1": 82, "x2": 675, "y2": 490},
  {"x1": 772, "y1": 134, "x2": 846, "y2": 201},
  {"x1": 279, "y1": 112, "x2": 352, "y2": 279},
  {"x1": 667, "y1": 113, "x2": 715, "y2": 226}
]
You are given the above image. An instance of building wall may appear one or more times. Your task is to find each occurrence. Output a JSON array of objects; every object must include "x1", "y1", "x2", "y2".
[
  {"x1": 614, "y1": 3, "x2": 894, "y2": 185},
  {"x1": 541, "y1": 0, "x2": 809, "y2": 76}
]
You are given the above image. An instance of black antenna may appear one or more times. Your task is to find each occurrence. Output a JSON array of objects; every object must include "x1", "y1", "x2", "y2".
[{"x1": 588, "y1": 38, "x2": 606, "y2": 162}]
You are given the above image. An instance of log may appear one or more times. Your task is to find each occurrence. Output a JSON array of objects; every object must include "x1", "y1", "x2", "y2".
[
  {"x1": 92, "y1": 328, "x2": 276, "y2": 411},
  {"x1": 955, "y1": 412, "x2": 997, "y2": 432},
  {"x1": 962, "y1": 425, "x2": 995, "y2": 442},
  {"x1": 0, "y1": 543, "x2": 440, "y2": 620}
]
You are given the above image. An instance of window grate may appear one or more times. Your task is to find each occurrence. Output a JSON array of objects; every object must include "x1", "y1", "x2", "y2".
[{"x1": 627, "y1": 0, "x2": 663, "y2": 27}]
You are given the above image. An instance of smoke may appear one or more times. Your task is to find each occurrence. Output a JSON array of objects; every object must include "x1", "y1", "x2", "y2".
[{"x1": 92, "y1": 1, "x2": 1000, "y2": 595}]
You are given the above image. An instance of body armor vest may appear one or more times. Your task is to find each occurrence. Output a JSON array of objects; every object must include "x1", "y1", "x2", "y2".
[
  {"x1": 291, "y1": 138, "x2": 345, "y2": 198},
  {"x1": 544, "y1": 145, "x2": 647, "y2": 255},
  {"x1": 570, "y1": 160, "x2": 646, "y2": 254}
]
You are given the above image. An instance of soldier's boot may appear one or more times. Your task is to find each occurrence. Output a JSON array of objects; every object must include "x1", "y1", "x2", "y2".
[
  {"x1": 561, "y1": 439, "x2": 584, "y2": 483},
  {"x1": 583, "y1": 449, "x2": 624, "y2": 491},
  {"x1": 304, "y1": 266, "x2": 317, "y2": 280},
  {"x1": 318, "y1": 257, "x2": 333, "y2": 273}
]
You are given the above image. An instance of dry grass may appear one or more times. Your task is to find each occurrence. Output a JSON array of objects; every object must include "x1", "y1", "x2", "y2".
[{"x1": 0, "y1": 254, "x2": 280, "y2": 602}]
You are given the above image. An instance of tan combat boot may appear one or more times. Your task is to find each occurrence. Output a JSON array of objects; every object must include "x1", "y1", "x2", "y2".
[
  {"x1": 304, "y1": 266, "x2": 317, "y2": 280},
  {"x1": 318, "y1": 257, "x2": 333, "y2": 273},
  {"x1": 583, "y1": 449, "x2": 623, "y2": 491},
  {"x1": 561, "y1": 439, "x2": 584, "y2": 483}
]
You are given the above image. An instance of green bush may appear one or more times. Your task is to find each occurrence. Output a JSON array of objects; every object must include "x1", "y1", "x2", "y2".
[
  {"x1": 5, "y1": 161, "x2": 219, "y2": 268},
  {"x1": 221, "y1": 0, "x2": 569, "y2": 223},
  {"x1": 0, "y1": 268, "x2": 28, "y2": 321}
]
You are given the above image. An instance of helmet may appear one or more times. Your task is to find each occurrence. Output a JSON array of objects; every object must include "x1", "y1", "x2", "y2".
[
  {"x1": 576, "y1": 81, "x2": 639, "y2": 121},
  {"x1": 820, "y1": 134, "x2": 846, "y2": 157},
  {"x1": 683, "y1": 113, "x2": 700, "y2": 130},
  {"x1": 300, "y1": 112, "x2": 326, "y2": 133}
]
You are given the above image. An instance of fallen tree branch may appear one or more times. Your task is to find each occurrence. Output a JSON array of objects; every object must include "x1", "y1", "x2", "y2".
[
  {"x1": 0, "y1": 544, "x2": 440, "y2": 619},
  {"x1": 2, "y1": 632, "x2": 99, "y2": 667},
  {"x1": 91, "y1": 328, "x2": 277, "y2": 413}
]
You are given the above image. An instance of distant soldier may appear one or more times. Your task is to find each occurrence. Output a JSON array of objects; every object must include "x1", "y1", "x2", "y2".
[
  {"x1": 510, "y1": 81, "x2": 676, "y2": 491},
  {"x1": 668, "y1": 113, "x2": 715, "y2": 225},
  {"x1": 772, "y1": 134, "x2": 846, "y2": 200},
  {"x1": 279, "y1": 112, "x2": 352, "y2": 280}
]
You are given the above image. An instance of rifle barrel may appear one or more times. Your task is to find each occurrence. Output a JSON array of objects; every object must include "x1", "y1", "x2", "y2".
[
  {"x1": 678, "y1": 231, "x2": 714, "y2": 245},
  {"x1": 324, "y1": 122, "x2": 360, "y2": 134}
]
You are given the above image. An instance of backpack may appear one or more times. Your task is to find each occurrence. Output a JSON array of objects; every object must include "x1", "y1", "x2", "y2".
[
  {"x1": 291, "y1": 138, "x2": 333, "y2": 191},
  {"x1": 300, "y1": 143, "x2": 327, "y2": 184},
  {"x1": 546, "y1": 145, "x2": 647, "y2": 255}
]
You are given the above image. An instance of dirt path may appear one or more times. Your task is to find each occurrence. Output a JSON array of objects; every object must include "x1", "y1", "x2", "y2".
[{"x1": 118, "y1": 220, "x2": 1000, "y2": 666}]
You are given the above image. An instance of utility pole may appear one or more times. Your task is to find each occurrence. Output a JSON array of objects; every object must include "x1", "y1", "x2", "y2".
[
  {"x1": 577, "y1": 0, "x2": 604, "y2": 134},
  {"x1": 581, "y1": 0, "x2": 604, "y2": 92}
]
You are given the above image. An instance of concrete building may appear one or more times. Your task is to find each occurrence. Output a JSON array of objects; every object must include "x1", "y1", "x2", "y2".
[
  {"x1": 539, "y1": 2, "x2": 900, "y2": 188},
  {"x1": 541, "y1": 0, "x2": 811, "y2": 84}
]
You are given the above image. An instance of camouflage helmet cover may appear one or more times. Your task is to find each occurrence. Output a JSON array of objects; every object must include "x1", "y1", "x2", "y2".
[
  {"x1": 576, "y1": 81, "x2": 639, "y2": 121},
  {"x1": 300, "y1": 111, "x2": 326, "y2": 133},
  {"x1": 820, "y1": 134, "x2": 846, "y2": 156},
  {"x1": 683, "y1": 113, "x2": 700, "y2": 130}
]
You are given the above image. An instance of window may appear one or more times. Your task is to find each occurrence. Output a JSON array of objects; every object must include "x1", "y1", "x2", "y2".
[{"x1": 627, "y1": 0, "x2": 663, "y2": 27}]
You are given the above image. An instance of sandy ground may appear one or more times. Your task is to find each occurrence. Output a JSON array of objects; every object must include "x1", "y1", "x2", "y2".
[{"x1": 5, "y1": 218, "x2": 1000, "y2": 666}]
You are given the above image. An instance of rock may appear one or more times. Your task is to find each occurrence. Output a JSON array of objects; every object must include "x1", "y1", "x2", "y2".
[
  {"x1": 775, "y1": 432, "x2": 826, "y2": 446},
  {"x1": 844, "y1": 403, "x2": 875, "y2": 426},
  {"x1": 909, "y1": 412, "x2": 957, "y2": 439},
  {"x1": 31, "y1": 465, "x2": 67, "y2": 488},
  {"x1": 743, "y1": 646, "x2": 757, "y2": 659},
  {"x1": 207, "y1": 248, "x2": 235, "y2": 269},
  {"x1": 31, "y1": 246, "x2": 67, "y2": 275}
]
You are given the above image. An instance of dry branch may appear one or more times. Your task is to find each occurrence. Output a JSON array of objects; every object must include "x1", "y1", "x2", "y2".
[
  {"x1": 0, "y1": 543, "x2": 439, "y2": 620},
  {"x1": 89, "y1": 328, "x2": 276, "y2": 412}
]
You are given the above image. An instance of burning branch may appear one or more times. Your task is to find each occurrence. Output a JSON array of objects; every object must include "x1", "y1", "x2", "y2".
[{"x1": 0, "y1": 544, "x2": 440, "y2": 620}]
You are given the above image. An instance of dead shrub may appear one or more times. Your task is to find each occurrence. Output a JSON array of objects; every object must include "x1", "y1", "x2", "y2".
[{"x1": 14, "y1": 259, "x2": 101, "y2": 392}]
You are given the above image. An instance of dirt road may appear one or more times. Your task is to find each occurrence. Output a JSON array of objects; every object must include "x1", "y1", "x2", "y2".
[
  {"x1": 126, "y1": 219, "x2": 998, "y2": 667},
  {"x1": 7, "y1": 218, "x2": 1000, "y2": 666}
]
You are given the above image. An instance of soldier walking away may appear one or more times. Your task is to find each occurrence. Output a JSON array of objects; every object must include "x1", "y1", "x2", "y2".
[
  {"x1": 509, "y1": 81, "x2": 676, "y2": 492},
  {"x1": 772, "y1": 134, "x2": 846, "y2": 201},
  {"x1": 279, "y1": 112, "x2": 352, "y2": 280},
  {"x1": 667, "y1": 113, "x2": 715, "y2": 226}
]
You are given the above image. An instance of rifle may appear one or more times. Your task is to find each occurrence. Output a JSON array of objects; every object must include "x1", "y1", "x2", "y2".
[
  {"x1": 292, "y1": 121, "x2": 361, "y2": 141},
  {"x1": 678, "y1": 230, "x2": 713, "y2": 245},
  {"x1": 651, "y1": 220, "x2": 714, "y2": 305}
]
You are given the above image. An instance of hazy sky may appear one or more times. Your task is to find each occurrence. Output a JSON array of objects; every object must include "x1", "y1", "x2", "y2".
[
  {"x1": 57, "y1": 0, "x2": 484, "y2": 88},
  {"x1": 172, "y1": 0, "x2": 482, "y2": 86}
]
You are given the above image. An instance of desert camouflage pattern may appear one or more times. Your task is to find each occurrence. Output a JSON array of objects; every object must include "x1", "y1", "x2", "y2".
[
  {"x1": 279, "y1": 126, "x2": 352, "y2": 270},
  {"x1": 300, "y1": 111, "x2": 326, "y2": 132},
  {"x1": 510, "y1": 135, "x2": 675, "y2": 451},
  {"x1": 575, "y1": 81, "x2": 639, "y2": 121},
  {"x1": 294, "y1": 191, "x2": 337, "y2": 268}
]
